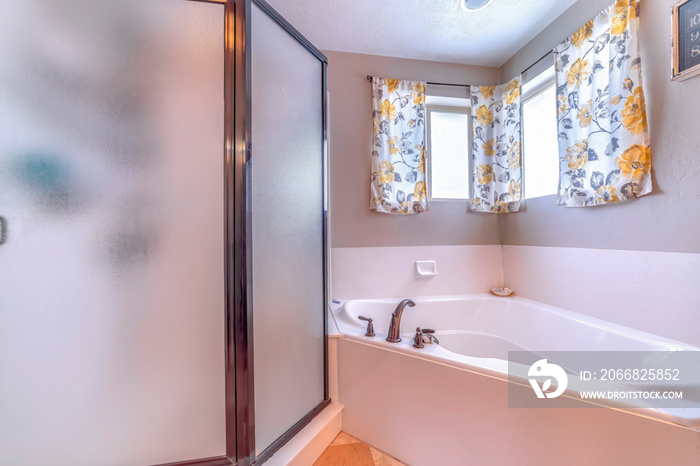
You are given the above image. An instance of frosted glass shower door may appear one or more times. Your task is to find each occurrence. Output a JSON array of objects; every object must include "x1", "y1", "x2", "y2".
[
  {"x1": 0, "y1": 1, "x2": 226, "y2": 465},
  {"x1": 250, "y1": 2, "x2": 327, "y2": 455}
]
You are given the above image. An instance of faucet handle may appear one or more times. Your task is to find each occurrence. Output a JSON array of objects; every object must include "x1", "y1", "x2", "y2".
[
  {"x1": 412, "y1": 327, "x2": 440, "y2": 345},
  {"x1": 422, "y1": 330, "x2": 439, "y2": 345},
  {"x1": 358, "y1": 316, "x2": 375, "y2": 337},
  {"x1": 412, "y1": 327, "x2": 425, "y2": 349}
]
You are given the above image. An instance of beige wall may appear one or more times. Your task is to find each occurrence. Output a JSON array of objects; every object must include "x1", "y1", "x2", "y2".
[
  {"x1": 500, "y1": 0, "x2": 700, "y2": 254},
  {"x1": 325, "y1": 51, "x2": 501, "y2": 248},
  {"x1": 324, "y1": 2, "x2": 700, "y2": 343},
  {"x1": 327, "y1": 0, "x2": 700, "y2": 253}
]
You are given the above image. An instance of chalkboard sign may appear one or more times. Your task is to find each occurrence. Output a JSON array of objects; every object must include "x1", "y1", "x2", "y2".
[{"x1": 673, "y1": 0, "x2": 700, "y2": 81}]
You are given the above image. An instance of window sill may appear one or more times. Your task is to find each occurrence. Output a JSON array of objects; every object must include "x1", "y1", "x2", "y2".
[
  {"x1": 523, "y1": 193, "x2": 556, "y2": 201},
  {"x1": 429, "y1": 198, "x2": 470, "y2": 203}
]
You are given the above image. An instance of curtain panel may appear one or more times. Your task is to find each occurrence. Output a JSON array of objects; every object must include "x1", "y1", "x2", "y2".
[
  {"x1": 370, "y1": 77, "x2": 429, "y2": 214},
  {"x1": 554, "y1": 0, "x2": 651, "y2": 207},
  {"x1": 470, "y1": 76, "x2": 523, "y2": 213}
]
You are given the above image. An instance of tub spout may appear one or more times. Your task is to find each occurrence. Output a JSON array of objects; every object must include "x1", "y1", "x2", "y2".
[{"x1": 386, "y1": 299, "x2": 415, "y2": 343}]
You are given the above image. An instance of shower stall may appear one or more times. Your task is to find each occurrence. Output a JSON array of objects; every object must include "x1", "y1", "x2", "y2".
[{"x1": 0, "y1": 0, "x2": 328, "y2": 465}]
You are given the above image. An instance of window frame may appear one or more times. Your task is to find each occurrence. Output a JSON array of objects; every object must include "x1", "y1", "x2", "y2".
[
  {"x1": 425, "y1": 100, "x2": 472, "y2": 202},
  {"x1": 521, "y1": 65, "x2": 558, "y2": 200},
  {"x1": 522, "y1": 66, "x2": 556, "y2": 103}
]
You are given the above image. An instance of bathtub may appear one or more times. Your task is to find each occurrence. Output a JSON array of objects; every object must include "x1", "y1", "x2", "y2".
[{"x1": 330, "y1": 293, "x2": 700, "y2": 429}]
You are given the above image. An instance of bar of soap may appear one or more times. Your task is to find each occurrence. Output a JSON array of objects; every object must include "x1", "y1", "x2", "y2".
[{"x1": 490, "y1": 287, "x2": 514, "y2": 297}]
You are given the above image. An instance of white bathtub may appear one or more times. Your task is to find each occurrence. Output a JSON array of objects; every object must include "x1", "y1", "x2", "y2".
[{"x1": 330, "y1": 294, "x2": 700, "y2": 428}]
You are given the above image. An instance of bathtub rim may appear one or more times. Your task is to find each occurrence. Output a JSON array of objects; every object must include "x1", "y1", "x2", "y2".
[
  {"x1": 330, "y1": 293, "x2": 699, "y2": 352},
  {"x1": 329, "y1": 293, "x2": 700, "y2": 430}
]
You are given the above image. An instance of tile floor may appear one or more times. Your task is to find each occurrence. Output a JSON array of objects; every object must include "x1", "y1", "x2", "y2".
[{"x1": 313, "y1": 432, "x2": 406, "y2": 466}]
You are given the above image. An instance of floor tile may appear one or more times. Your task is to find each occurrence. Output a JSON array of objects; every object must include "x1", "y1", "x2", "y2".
[
  {"x1": 313, "y1": 443, "x2": 375, "y2": 466},
  {"x1": 316, "y1": 432, "x2": 408, "y2": 466},
  {"x1": 330, "y1": 432, "x2": 362, "y2": 446},
  {"x1": 369, "y1": 446, "x2": 405, "y2": 466}
]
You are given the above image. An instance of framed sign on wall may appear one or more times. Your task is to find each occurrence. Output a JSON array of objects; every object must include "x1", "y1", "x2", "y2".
[{"x1": 673, "y1": 0, "x2": 700, "y2": 81}]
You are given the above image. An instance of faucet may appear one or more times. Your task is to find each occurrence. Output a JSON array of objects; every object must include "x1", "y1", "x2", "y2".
[{"x1": 386, "y1": 299, "x2": 415, "y2": 343}]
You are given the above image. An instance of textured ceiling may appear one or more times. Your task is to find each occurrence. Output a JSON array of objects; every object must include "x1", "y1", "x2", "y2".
[{"x1": 263, "y1": 0, "x2": 578, "y2": 67}]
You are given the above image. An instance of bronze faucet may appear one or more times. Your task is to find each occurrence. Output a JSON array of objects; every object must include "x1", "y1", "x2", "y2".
[{"x1": 386, "y1": 299, "x2": 415, "y2": 343}]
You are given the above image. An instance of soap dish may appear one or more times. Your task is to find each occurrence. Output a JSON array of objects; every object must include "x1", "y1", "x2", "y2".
[{"x1": 491, "y1": 287, "x2": 514, "y2": 297}]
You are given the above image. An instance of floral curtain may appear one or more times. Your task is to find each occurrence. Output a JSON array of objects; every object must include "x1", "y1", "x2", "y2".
[
  {"x1": 470, "y1": 77, "x2": 523, "y2": 213},
  {"x1": 370, "y1": 77, "x2": 429, "y2": 214},
  {"x1": 554, "y1": 0, "x2": 651, "y2": 207}
]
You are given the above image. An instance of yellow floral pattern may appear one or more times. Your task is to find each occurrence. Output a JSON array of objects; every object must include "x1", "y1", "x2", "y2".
[
  {"x1": 378, "y1": 161, "x2": 395, "y2": 184},
  {"x1": 554, "y1": 0, "x2": 651, "y2": 207},
  {"x1": 477, "y1": 164, "x2": 494, "y2": 185},
  {"x1": 621, "y1": 87, "x2": 647, "y2": 135},
  {"x1": 565, "y1": 140, "x2": 589, "y2": 170},
  {"x1": 611, "y1": 0, "x2": 637, "y2": 35},
  {"x1": 616, "y1": 144, "x2": 650, "y2": 181},
  {"x1": 571, "y1": 20, "x2": 594, "y2": 47},
  {"x1": 482, "y1": 138, "x2": 496, "y2": 156},
  {"x1": 504, "y1": 79, "x2": 520, "y2": 105},
  {"x1": 577, "y1": 101, "x2": 593, "y2": 127},
  {"x1": 386, "y1": 79, "x2": 400, "y2": 95},
  {"x1": 471, "y1": 76, "x2": 523, "y2": 213},
  {"x1": 566, "y1": 59, "x2": 590, "y2": 87},
  {"x1": 595, "y1": 185, "x2": 619, "y2": 204},
  {"x1": 381, "y1": 100, "x2": 397, "y2": 121},
  {"x1": 370, "y1": 77, "x2": 429, "y2": 214},
  {"x1": 476, "y1": 105, "x2": 494, "y2": 126},
  {"x1": 411, "y1": 82, "x2": 426, "y2": 106},
  {"x1": 417, "y1": 144, "x2": 427, "y2": 174},
  {"x1": 481, "y1": 86, "x2": 495, "y2": 100},
  {"x1": 509, "y1": 179, "x2": 521, "y2": 198},
  {"x1": 414, "y1": 181, "x2": 427, "y2": 202}
]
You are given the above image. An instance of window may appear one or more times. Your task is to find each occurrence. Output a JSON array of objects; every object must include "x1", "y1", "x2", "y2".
[
  {"x1": 522, "y1": 66, "x2": 559, "y2": 199},
  {"x1": 425, "y1": 96, "x2": 470, "y2": 200}
]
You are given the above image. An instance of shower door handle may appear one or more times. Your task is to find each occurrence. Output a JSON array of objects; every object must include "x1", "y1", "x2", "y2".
[{"x1": 0, "y1": 216, "x2": 7, "y2": 245}]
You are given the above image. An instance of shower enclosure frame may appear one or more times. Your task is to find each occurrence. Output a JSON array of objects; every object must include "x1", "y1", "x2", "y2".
[
  {"x1": 155, "y1": 0, "x2": 329, "y2": 464},
  {"x1": 172, "y1": 0, "x2": 330, "y2": 465}
]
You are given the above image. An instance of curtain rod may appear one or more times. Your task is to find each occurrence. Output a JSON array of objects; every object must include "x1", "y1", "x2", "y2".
[
  {"x1": 366, "y1": 75, "x2": 469, "y2": 87},
  {"x1": 365, "y1": 50, "x2": 554, "y2": 87},
  {"x1": 520, "y1": 50, "x2": 554, "y2": 76}
]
